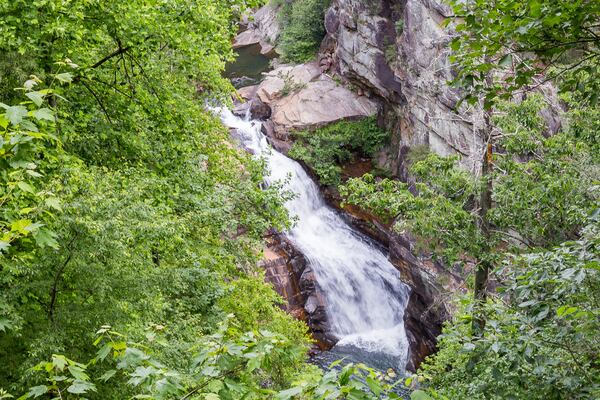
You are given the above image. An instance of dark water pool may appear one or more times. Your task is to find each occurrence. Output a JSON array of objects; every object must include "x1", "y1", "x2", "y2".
[{"x1": 224, "y1": 44, "x2": 271, "y2": 88}]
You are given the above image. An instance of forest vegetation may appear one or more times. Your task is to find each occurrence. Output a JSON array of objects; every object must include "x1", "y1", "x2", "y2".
[{"x1": 0, "y1": 0, "x2": 599, "y2": 399}]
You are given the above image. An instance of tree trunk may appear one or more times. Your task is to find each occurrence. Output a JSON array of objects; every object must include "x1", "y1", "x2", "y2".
[{"x1": 472, "y1": 107, "x2": 493, "y2": 337}]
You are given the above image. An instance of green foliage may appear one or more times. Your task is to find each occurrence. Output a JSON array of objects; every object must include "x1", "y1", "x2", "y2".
[
  {"x1": 340, "y1": 160, "x2": 478, "y2": 264},
  {"x1": 0, "y1": 83, "x2": 62, "y2": 259},
  {"x1": 418, "y1": 219, "x2": 600, "y2": 399},
  {"x1": 0, "y1": 78, "x2": 69, "y2": 334},
  {"x1": 288, "y1": 117, "x2": 388, "y2": 185},
  {"x1": 0, "y1": 0, "x2": 312, "y2": 396},
  {"x1": 6, "y1": 322, "x2": 414, "y2": 399},
  {"x1": 394, "y1": 20, "x2": 404, "y2": 36},
  {"x1": 11, "y1": 320, "x2": 307, "y2": 399},
  {"x1": 276, "y1": 0, "x2": 331, "y2": 63},
  {"x1": 278, "y1": 72, "x2": 308, "y2": 97},
  {"x1": 447, "y1": 0, "x2": 600, "y2": 107},
  {"x1": 341, "y1": 95, "x2": 599, "y2": 265}
]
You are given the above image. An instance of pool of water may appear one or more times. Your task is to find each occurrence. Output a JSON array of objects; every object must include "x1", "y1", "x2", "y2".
[{"x1": 224, "y1": 44, "x2": 272, "y2": 88}]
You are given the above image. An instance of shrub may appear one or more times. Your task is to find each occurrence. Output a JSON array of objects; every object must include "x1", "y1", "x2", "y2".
[
  {"x1": 288, "y1": 117, "x2": 388, "y2": 185},
  {"x1": 277, "y1": 0, "x2": 331, "y2": 63}
]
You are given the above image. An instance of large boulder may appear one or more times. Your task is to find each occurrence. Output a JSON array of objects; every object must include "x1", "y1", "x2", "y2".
[
  {"x1": 249, "y1": 98, "x2": 272, "y2": 120},
  {"x1": 233, "y1": 5, "x2": 280, "y2": 56},
  {"x1": 255, "y1": 62, "x2": 379, "y2": 138}
]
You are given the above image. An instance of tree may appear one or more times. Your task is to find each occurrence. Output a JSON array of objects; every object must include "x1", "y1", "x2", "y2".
[
  {"x1": 417, "y1": 218, "x2": 600, "y2": 400},
  {"x1": 0, "y1": 1, "x2": 313, "y2": 395},
  {"x1": 447, "y1": 0, "x2": 600, "y2": 107},
  {"x1": 445, "y1": 0, "x2": 600, "y2": 331}
]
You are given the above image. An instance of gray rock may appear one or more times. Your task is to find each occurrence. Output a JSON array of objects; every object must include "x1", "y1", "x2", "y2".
[
  {"x1": 249, "y1": 98, "x2": 272, "y2": 120},
  {"x1": 255, "y1": 62, "x2": 379, "y2": 136},
  {"x1": 325, "y1": 0, "x2": 563, "y2": 175},
  {"x1": 233, "y1": 4, "x2": 281, "y2": 55}
]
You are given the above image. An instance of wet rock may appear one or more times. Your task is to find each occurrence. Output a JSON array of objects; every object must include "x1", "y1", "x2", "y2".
[
  {"x1": 260, "y1": 119, "x2": 276, "y2": 138},
  {"x1": 261, "y1": 234, "x2": 336, "y2": 349},
  {"x1": 249, "y1": 98, "x2": 272, "y2": 120},
  {"x1": 389, "y1": 234, "x2": 453, "y2": 372}
]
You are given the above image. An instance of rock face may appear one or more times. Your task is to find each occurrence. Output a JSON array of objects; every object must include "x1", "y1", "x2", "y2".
[
  {"x1": 388, "y1": 233, "x2": 458, "y2": 371},
  {"x1": 262, "y1": 233, "x2": 335, "y2": 348},
  {"x1": 322, "y1": 0, "x2": 563, "y2": 176},
  {"x1": 234, "y1": 5, "x2": 281, "y2": 56},
  {"x1": 322, "y1": 0, "x2": 487, "y2": 175},
  {"x1": 253, "y1": 62, "x2": 379, "y2": 138}
]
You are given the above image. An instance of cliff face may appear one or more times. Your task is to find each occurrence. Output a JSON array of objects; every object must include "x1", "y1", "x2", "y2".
[{"x1": 322, "y1": 0, "x2": 485, "y2": 177}]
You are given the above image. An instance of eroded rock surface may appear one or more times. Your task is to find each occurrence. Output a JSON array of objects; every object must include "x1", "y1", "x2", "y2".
[
  {"x1": 234, "y1": 5, "x2": 280, "y2": 56},
  {"x1": 322, "y1": 0, "x2": 487, "y2": 174},
  {"x1": 261, "y1": 233, "x2": 335, "y2": 348},
  {"x1": 251, "y1": 62, "x2": 379, "y2": 138}
]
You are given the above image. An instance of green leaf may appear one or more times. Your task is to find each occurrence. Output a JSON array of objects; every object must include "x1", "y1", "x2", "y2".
[
  {"x1": 10, "y1": 219, "x2": 36, "y2": 234},
  {"x1": 411, "y1": 390, "x2": 434, "y2": 400},
  {"x1": 34, "y1": 228, "x2": 59, "y2": 249},
  {"x1": 66, "y1": 380, "x2": 95, "y2": 394},
  {"x1": 5, "y1": 106, "x2": 28, "y2": 126},
  {"x1": 276, "y1": 386, "x2": 303, "y2": 400},
  {"x1": 365, "y1": 376, "x2": 382, "y2": 396},
  {"x1": 17, "y1": 182, "x2": 35, "y2": 194},
  {"x1": 55, "y1": 72, "x2": 73, "y2": 83},
  {"x1": 25, "y1": 91, "x2": 44, "y2": 107},
  {"x1": 45, "y1": 197, "x2": 62, "y2": 211},
  {"x1": 556, "y1": 306, "x2": 578, "y2": 317},
  {"x1": 96, "y1": 344, "x2": 112, "y2": 361},
  {"x1": 499, "y1": 54, "x2": 513, "y2": 67},
  {"x1": 0, "y1": 318, "x2": 15, "y2": 332},
  {"x1": 52, "y1": 355, "x2": 68, "y2": 371},
  {"x1": 0, "y1": 240, "x2": 10, "y2": 253},
  {"x1": 99, "y1": 369, "x2": 117, "y2": 382},
  {"x1": 32, "y1": 108, "x2": 54, "y2": 121},
  {"x1": 128, "y1": 366, "x2": 157, "y2": 386},
  {"x1": 26, "y1": 386, "x2": 47, "y2": 398},
  {"x1": 68, "y1": 365, "x2": 89, "y2": 381}
]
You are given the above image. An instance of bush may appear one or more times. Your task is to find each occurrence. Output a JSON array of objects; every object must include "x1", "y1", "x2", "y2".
[
  {"x1": 276, "y1": 0, "x2": 331, "y2": 63},
  {"x1": 417, "y1": 220, "x2": 600, "y2": 400},
  {"x1": 288, "y1": 117, "x2": 388, "y2": 185}
]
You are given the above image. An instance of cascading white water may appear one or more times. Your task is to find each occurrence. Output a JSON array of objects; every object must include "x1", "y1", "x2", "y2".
[{"x1": 217, "y1": 107, "x2": 410, "y2": 371}]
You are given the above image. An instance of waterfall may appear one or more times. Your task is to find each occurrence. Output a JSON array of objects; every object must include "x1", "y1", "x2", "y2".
[{"x1": 217, "y1": 107, "x2": 411, "y2": 371}]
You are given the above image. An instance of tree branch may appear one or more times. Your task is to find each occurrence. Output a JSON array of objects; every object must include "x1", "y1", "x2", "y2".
[{"x1": 89, "y1": 46, "x2": 131, "y2": 69}]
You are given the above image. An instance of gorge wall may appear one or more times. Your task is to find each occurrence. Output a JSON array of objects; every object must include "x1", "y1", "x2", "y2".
[
  {"x1": 321, "y1": 0, "x2": 485, "y2": 176},
  {"x1": 231, "y1": 0, "x2": 565, "y2": 372}
]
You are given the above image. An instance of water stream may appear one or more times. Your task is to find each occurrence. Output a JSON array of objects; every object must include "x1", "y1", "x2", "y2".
[{"x1": 217, "y1": 108, "x2": 411, "y2": 372}]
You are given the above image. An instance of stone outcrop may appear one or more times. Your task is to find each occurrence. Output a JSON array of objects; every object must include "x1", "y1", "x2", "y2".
[
  {"x1": 251, "y1": 62, "x2": 379, "y2": 138},
  {"x1": 261, "y1": 233, "x2": 335, "y2": 348},
  {"x1": 234, "y1": 5, "x2": 281, "y2": 56},
  {"x1": 322, "y1": 0, "x2": 486, "y2": 175},
  {"x1": 322, "y1": 0, "x2": 563, "y2": 176}
]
